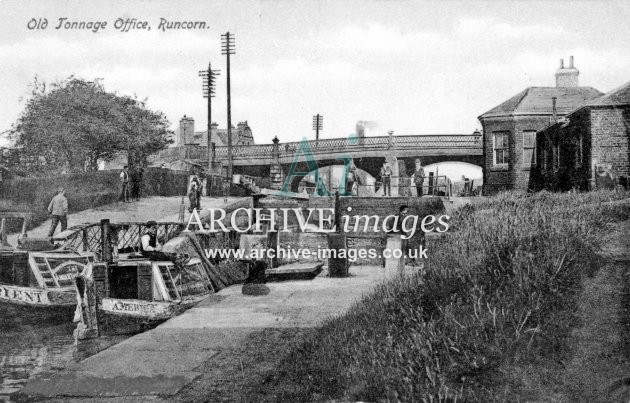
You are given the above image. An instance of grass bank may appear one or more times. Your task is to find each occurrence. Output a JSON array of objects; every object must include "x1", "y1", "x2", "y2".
[{"x1": 258, "y1": 191, "x2": 630, "y2": 401}]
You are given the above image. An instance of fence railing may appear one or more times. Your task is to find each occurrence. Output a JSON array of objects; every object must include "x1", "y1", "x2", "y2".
[{"x1": 54, "y1": 221, "x2": 185, "y2": 258}]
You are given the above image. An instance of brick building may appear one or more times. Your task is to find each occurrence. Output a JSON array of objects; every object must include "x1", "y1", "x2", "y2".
[
  {"x1": 533, "y1": 81, "x2": 630, "y2": 191},
  {"x1": 176, "y1": 115, "x2": 254, "y2": 147},
  {"x1": 478, "y1": 57, "x2": 603, "y2": 194}
]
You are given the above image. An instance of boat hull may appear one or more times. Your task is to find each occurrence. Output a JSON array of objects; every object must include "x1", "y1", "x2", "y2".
[
  {"x1": 95, "y1": 294, "x2": 210, "y2": 335},
  {"x1": 0, "y1": 296, "x2": 76, "y2": 327}
]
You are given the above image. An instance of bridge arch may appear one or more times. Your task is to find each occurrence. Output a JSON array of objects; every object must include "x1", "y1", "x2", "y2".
[{"x1": 295, "y1": 165, "x2": 377, "y2": 195}]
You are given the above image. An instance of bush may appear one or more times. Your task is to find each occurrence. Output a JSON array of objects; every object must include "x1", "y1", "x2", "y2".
[{"x1": 265, "y1": 190, "x2": 630, "y2": 401}]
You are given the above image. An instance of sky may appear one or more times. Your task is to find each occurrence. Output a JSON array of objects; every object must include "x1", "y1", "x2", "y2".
[{"x1": 1, "y1": 0, "x2": 629, "y2": 151}]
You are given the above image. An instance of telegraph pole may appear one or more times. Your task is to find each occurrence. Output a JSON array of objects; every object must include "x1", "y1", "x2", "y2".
[
  {"x1": 199, "y1": 62, "x2": 220, "y2": 173},
  {"x1": 312, "y1": 114, "x2": 323, "y2": 145},
  {"x1": 221, "y1": 32, "x2": 235, "y2": 179}
]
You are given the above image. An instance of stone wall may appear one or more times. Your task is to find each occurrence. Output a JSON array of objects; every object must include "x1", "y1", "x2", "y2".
[
  {"x1": 533, "y1": 105, "x2": 630, "y2": 191},
  {"x1": 591, "y1": 106, "x2": 630, "y2": 180},
  {"x1": 255, "y1": 195, "x2": 445, "y2": 266},
  {"x1": 338, "y1": 196, "x2": 444, "y2": 225}
]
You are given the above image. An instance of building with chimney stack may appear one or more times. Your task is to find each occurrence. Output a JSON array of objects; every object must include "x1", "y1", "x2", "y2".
[
  {"x1": 478, "y1": 56, "x2": 603, "y2": 194},
  {"x1": 533, "y1": 81, "x2": 630, "y2": 191},
  {"x1": 99, "y1": 115, "x2": 256, "y2": 171},
  {"x1": 175, "y1": 115, "x2": 254, "y2": 147}
]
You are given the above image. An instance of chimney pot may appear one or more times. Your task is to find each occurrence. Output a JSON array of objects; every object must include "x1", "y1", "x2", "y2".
[{"x1": 555, "y1": 57, "x2": 579, "y2": 87}]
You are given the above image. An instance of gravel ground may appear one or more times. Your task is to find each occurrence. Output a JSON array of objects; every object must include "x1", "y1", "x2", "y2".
[{"x1": 7, "y1": 196, "x2": 244, "y2": 244}]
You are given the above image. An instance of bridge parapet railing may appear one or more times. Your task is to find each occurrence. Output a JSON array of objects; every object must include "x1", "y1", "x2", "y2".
[
  {"x1": 213, "y1": 135, "x2": 481, "y2": 160},
  {"x1": 393, "y1": 135, "x2": 480, "y2": 148}
]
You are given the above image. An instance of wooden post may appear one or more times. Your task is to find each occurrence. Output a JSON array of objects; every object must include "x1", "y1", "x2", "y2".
[
  {"x1": 385, "y1": 234, "x2": 405, "y2": 272},
  {"x1": 328, "y1": 233, "x2": 349, "y2": 277},
  {"x1": 0, "y1": 218, "x2": 8, "y2": 247},
  {"x1": 179, "y1": 196, "x2": 185, "y2": 223},
  {"x1": 100, "y1": 219, "x2": 112, "y2": 263},
  {"x1": 82, "y1": 228, "x2": 88, "y2": 252},
  {"x1": 334, "y1": 191, "x2": 341, "y2": 233},
  {"x1": 21, "y1": 216, "x2": 29, "y2": 238},
  {"x1": 73, "y1": 271, "x2": 100, "y2": 340}
]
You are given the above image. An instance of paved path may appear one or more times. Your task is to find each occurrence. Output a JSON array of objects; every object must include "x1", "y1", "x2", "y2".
[
  {"x1": 20, "y1": 266, "x2": 399, "y2": 399},
  {"x1": 8, "y1": 196, "x2": 244, "y2": 245}
]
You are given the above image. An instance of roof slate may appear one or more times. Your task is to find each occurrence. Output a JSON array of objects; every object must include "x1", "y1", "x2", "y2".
[
  {"x1": 479, "y1": 87, "x2": 603, "y2": 119},
  {"x1": 587, "y1": 81, "x2": 630, "y2": 106},
  {"x1": 193, "y1": 129, "x2": 233, "y2": 146}
]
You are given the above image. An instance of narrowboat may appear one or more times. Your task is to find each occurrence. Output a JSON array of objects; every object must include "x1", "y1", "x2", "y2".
[
  {"x1": 0, "y1": 213, "x2": 94, "y2": 323},
  {"x1": 84, "y1": 254, "x2": 215, "y2": 333},
  {"x1": 68, "y1": 220, "x2": 245, "y2": 336}
]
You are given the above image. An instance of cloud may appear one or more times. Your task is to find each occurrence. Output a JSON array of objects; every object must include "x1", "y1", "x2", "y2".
[
  {"x1": 455, "y1": 17, "x2": 565, "y2": 39},
  {"x1": 321, "y1": 24, "x2": 442, "y2": 54},
  {"x1": 0, "y1": 30, "x2": 216, "y2": 69},
  {"x1": 0, "y1": 6, "x2": 628, "y2": 147}
]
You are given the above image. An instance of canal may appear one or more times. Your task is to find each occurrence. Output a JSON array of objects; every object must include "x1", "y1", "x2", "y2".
[{"x1": 0, "y1": 304, "x2": 130, "y2": 400}]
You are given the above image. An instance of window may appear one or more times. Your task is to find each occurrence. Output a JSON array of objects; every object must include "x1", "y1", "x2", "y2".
[
  {"x1": 493, "y1": 132, "x2": 509, "y2": 166},
  {"x1": 553, "y1": 142, "x2": 561, "y2": 170},
  {"x1": 522, "y1": 131, "x2": 536, "y2": 166},
  {"x1": 575, "y1": 134, "x2": 583, "y2": 168}
]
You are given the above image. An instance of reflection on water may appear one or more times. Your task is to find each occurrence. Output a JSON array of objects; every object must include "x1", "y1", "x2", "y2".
[
  {"x1": 0, "y1": 331, "x2": 75, "y2": 397},
  {"x1": 0, "y1": 306, "x2": 129, "y2": 401}
]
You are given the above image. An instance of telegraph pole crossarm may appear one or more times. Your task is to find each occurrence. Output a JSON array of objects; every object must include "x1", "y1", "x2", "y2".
[
  {"x1": 199, "y1": 63, "x2": 221, "y2": 173},
  {"x1": 312, "y1": 114, "x2": 323, "y2": 146}
]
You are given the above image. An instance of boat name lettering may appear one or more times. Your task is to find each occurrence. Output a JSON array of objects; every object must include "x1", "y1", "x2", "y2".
[
  {"x1": 0, "y1": 285, "x2": 44, "y2": 303},
  {"x1": 111, "y1": 301, "x2": 157, "y2": 313}
]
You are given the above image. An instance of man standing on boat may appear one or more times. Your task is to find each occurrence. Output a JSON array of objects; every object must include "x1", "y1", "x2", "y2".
[{"x1": 47, "y1": 187, "x2": 68, "y2": 237}]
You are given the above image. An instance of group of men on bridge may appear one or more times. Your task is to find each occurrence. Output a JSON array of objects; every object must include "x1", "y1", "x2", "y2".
[{"x1": 379, "y1": 159, "x2": 426, "y2": 197}]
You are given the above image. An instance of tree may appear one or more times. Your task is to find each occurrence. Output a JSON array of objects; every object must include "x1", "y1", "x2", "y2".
[{"x1": 9, "y1": 77, "x2": 173, "y2": 175}]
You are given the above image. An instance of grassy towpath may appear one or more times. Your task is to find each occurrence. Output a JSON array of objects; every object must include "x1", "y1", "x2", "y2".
[
  {"x1": 554, "y1": 220, "x2": 630, "y2": 401},
  {"x1": 238, "y1": 192, "x2": 630, "y2": 401}
]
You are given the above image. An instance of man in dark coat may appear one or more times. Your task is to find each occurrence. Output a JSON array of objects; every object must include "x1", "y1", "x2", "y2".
[
  {"x1": 414, "y1": 160, "x2": 425, "y2": 197},
  {"x1": 120, "y1": 165, "x2": 130, "y2": 202},
  {"x1": 47, "y1": 187, "x2": 68, "y2": 236},
  {"x1": 129, "y1": 167, "x2": 139, "y2": 201}
]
